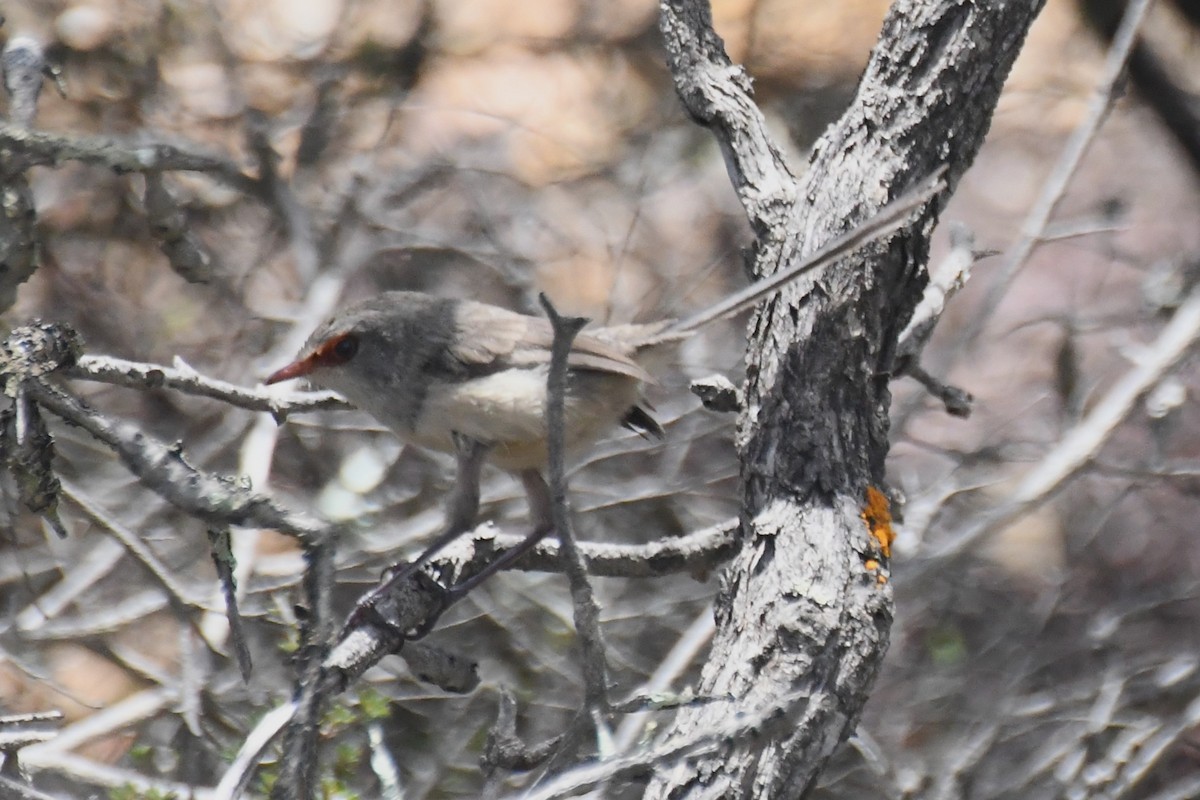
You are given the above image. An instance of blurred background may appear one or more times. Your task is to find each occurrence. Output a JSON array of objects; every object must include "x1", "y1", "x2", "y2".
[{"x1": 1, "y1": 0, "x2": 1199, "y2": 797}]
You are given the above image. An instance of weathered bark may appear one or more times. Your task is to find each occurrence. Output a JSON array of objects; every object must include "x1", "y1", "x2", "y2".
[{"x1": 646, "y1": 1, "x2": 1047, "y2": 797}]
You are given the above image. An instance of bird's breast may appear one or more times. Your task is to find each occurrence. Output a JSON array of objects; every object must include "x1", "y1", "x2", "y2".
[{"x1": 411, "y1": 367, "x2": 641, "y2": 470}]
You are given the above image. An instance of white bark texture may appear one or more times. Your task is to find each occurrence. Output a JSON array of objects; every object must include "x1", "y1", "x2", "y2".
[{"x1": 647, "y1": 1, "x2": 1048, "y2": 797}]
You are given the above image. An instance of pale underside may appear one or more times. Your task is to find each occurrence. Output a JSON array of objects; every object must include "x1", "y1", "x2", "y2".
[{"x1": 410, "y1": 365, "x2": 641, "y2": 470}]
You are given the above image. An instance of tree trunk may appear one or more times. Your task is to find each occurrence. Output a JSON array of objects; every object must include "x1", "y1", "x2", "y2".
[{"x1": 647, "y1": 1, "x2": 1048, "y2": 796}]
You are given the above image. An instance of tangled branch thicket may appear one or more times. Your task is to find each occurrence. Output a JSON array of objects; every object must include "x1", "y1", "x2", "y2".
[{"x1": 2, "y1": 1, "x2": 1200, "y2": 798}]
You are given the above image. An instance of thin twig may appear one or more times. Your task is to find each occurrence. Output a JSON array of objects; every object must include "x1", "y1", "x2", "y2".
[
  {"x1": 66, "y1": 354, "x2": 345, "y2": 418},
  {"x1": 0, "y1": 123, "x2": 255, "y2": 190},
  {"x1": 143, "y1": 172, "x2": 214, "y2": 283},
  {"x1": 22, "y1": 751, "x2": 210, "y2": 800},
  {"x1": 283, "y1": 520, "x2": 736, "y2": 702},
  {"x1": 962, "y1": 0, "x2": 1155, "y2": 345},
  {"x1": 660, "y1": 169, "x2": 946, "y2": 339},
  {"x1": 611, "y1": 609, "x2": 715, "y2": 753},
  {"x1": 213, "y1": 700, "x2": 296, "y2": 800},
  {"x1": 206, "y1": 520, "x2": 734, "y2": 726},
  {"x1": 27, "y1": 378, "x2": 330, "y2": 545},
  {"x1": 207, "y1": 526, "x2": 253, "y2": 681},
  {"x1": 484, "y1": 689, "x2": 564, "y2": 777},
  {"x1": 539, "y1": 293, "x2": 612, "y2": 716},
  {"x1": 895, "y1": 222, "x2": 978, "y2": 415},
  {"x1": 59, "y1": 481, "x2": 201, "y2": 612},
  {"x1": 274, "y1": 542, "x2": 336, "y2": 800},
  {"x1": 367, "y1": 722, "x2": 404, "y2": 800},
  {"x1": 21, "y1": 688, "x2": 173, "y2": 762},
  {"x1": 896, "y1": 222, "x2": 978, "y2": 365},
  {"x1": 921, "y1": 281, "x2": 1200, "y2": 564}
]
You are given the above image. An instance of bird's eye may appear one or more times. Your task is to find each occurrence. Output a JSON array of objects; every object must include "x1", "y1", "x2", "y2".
[{"x1": 329, "y1": 334, "x2": 359, "y2": 363}]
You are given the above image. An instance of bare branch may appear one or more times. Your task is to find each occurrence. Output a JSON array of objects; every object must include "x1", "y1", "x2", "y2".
[
  {"x1": 207, "y1": 526, "x2": 253, "y2": 681},
  {"x1": 963, "y1": 0, "x2": 1155, "y2": 344},
  {"x1": 660, "y1": 171, "x2": 947, "y2": 339},
  {"x1": 539, "y1": 293, "x2": 611, "y2": 717},
  {"x1": 658, "y1": 0, "x2": 796, "y2": 240},
  {"x1": 0, "y1": 37, "x2": 46, "y2": 310},
  {"x1": 27, "y1": 378, "x2": 330, "y2": 545},
  {"x1": 274, "y1": 541, "x2": 336, "y2": 800},
  {"x1": 0, "y1": 123, "x2": 255, "y2": 190},
  {"x1": 921, "y1": 281, "x2": 1200, "y2": 564},
  {"x1": 466, "y1": 517, "x2": 738, "y2": 578},
  {"x1": 66, "y1": 354, "x2": 345, "y2": 418},
  {"x1": 213, "y1": 701, "x2": 297, "y2": 800},
  {"x1": 897, "y1": 223, "x2": 978, "y2": 364},
  {"x1": 143, "y1": 172, "x2": 214, "y2": 283}
]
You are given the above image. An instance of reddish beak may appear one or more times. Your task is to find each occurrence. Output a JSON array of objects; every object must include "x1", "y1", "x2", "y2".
[{"x1": 265, "y1": 356, "x2": 316, "y2": 385}]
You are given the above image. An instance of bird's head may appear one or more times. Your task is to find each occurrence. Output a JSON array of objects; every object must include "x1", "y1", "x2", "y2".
[{"x1": 265, "y1": 292, "x2": 461, "y2": 428}]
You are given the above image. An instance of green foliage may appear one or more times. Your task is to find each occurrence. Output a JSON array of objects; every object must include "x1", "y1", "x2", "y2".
[
  {"x1": 357, "y1": 687, "x2": 392, "y2": 720},
  {"x1": 108, "y1": 785, "x2": 178, "y2": 800}
]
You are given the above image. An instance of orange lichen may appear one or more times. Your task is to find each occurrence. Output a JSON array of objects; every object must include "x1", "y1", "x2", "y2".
[
  {"x1": 861, "y1": 485, "x2": 895, "y2": 559},
  {"x1": 863, "y1": 556, "x2": 889, "y2": 585}
]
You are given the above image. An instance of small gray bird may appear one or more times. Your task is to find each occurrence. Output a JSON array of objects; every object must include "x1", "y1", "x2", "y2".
[{"x1": 266, "y1": 292, "x2": 666, "y2": 529}]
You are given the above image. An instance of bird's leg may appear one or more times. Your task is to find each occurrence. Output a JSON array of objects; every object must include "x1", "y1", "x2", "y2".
[
  {"x1": 385, "y1": 433, "x2": 491, "y2": 580},
  {"x1": 442, "y1": 469, "x2": 556, "y2": 600},
  {"x1": 444, "y1": 433, "x2": 490, "y2": 531},
  {"x1": 347, "y1": 434, "x2": 491, "y2": 630},
  {"x1": 519, "y1": 468, "x2": 555, "y2": 531}
]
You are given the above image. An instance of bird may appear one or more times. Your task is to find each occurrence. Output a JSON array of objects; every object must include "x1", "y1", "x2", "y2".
[
  {"x1": 265, "y1": 291, "x2": 667, "y2": 531},
  {"x1": 263, "y1": 173, "x2": 942, "y2": 592}
]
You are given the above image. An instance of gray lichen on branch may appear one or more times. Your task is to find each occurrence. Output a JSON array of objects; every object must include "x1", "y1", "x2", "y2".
[
  {"x1": 1, "y1": 321, "x2": 84, "y2": 537},
  {"x1": 0, "y1": 36, "x2": 47, "y2": 311}
]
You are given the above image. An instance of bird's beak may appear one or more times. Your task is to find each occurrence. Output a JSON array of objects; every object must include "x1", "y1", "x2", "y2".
[{"x1": 265, "y1": 355, "x2": 316, "y2": 385}]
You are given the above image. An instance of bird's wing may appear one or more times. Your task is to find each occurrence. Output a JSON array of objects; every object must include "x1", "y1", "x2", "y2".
[{"x1": 451, "y1": 300, "x2": 653, "y2": 384}]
